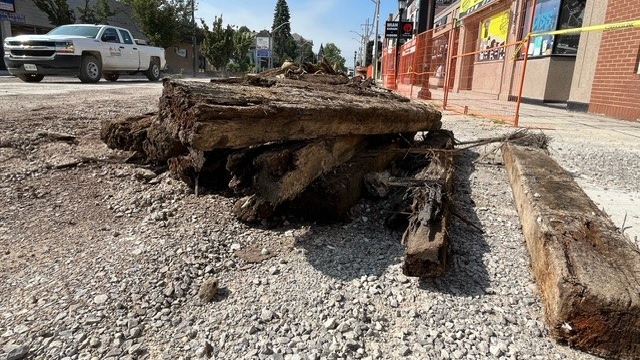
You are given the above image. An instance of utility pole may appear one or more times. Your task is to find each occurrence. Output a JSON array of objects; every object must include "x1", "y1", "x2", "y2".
[
  {"x1": 361, "y1": 18, "x2": 369, "y2": 66},
  {"x1": 191, "y1": 0, "x2": 196, "y2": 77},
  {"x1": 395, "y1": 0, "x2": 407, "y2": 88},
  {"x1": 372, "y1": 0, "x2": 380, "y2": 82}
]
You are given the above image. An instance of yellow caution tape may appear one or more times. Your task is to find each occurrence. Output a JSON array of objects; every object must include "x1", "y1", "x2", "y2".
[
  {"x1": 510, "y1": 19, "x2": 640, "y2": 61},
  {"x1": 510, "y1": 35, "x2": 530, "y2": 61},
  {"x1": 531, "y1": 19, "x2": 640, "y2": 37}
]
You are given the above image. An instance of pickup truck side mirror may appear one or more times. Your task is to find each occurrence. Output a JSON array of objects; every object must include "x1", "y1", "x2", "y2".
[{"x1": 134, "y1": 39, "x2": 148, "y2": 45}]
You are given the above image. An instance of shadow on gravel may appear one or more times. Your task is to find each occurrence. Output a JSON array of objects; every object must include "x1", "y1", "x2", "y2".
[
  {"x1": 294, "y1": 207, "x2": 406, "y2": 281},
  {"x1": 418, "y1": 149, "x2": 491, "y2": 297},
  {"x1": 213, "y1": 287, "x2": 231, "y2": 302}
]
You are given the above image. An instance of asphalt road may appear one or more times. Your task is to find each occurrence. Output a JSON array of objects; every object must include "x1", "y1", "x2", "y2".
[{"x1": 0, "y1": 75, "x2": 165, "y2": 96}]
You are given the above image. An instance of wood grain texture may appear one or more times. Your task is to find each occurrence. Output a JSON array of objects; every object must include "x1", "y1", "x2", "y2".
[
  {"x1": 503, "y1": 144, "x2": 640, "y2": 360},
  {"x1": 158, "y1": 79, "x2": 442, "y2": 150}
]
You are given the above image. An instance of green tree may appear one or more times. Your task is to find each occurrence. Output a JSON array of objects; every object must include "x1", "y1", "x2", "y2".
[
  {"x1": 296, "y1": 38, "x2": 314, "y2": 63},
  {"x1": 232, "y1": 26, "x2": 254, "y2": 72},
  {"x1": 200, "y1": 15, "x2": 235, "y2": 71},
  {"x1": 32, "y1": 0, "x2": 75, "y2": 26},
  {"x1": 77, "y1": 0, "x2": 115, "y2": 24},
  {"x1": 323, "y1": 43, "x2": 346, "y2": 71},
  {"x1": 124, "y1": 0, "x2": 191, "y2": 48},
  {"x1": 271, "y1": 0, "x2": 294, "y2": 66},
  {"x1": 365, "y1": 38, "x2": 382, "y2": 66},
  {"x1": 95, "y1": 0, "x2": 116, "y2": 23},
  {"x1": 77, "y1": 0, "x2": 97, "y2": 23}
]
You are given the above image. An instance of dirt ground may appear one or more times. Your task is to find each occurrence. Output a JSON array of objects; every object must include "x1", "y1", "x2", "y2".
[
  {"x1": 1, "y1": 75, "x2": 637, "y2": 360},
  {"x1": 0, "y1": 78, "x2": 162, "y2": 272}
]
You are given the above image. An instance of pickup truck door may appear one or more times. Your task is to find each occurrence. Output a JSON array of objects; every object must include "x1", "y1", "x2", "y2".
[
  {"x1": 100, "y1": 27, "x2": 124, "y2": 70},
  {"x1": 118, "y1": 29, "x2": 140, "y2": 71}
]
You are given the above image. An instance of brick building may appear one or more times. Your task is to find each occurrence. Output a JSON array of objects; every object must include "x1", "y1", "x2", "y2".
[
  {"x1": 582, "y1": 0, "x2": 640, "y2": 120},
  {"x1": 401, "y1": 0, "x2": 639, "y2": 121}
]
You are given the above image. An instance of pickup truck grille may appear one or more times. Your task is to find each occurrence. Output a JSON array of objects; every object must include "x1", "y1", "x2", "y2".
[
  {"x1": 7, "y1": 40, "x2": 56, "y2": 47},
  {"x1": 10, "y1": 50, "x2": 56, "y2": 57}
]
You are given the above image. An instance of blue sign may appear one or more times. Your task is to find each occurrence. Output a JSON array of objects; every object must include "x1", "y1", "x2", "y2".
[
  {"x1": 0, "y1": 0, "x2": 14, "y2": 12},
  {"x1": 257, "y1": 49, "x2": 271, "y2": 57},
  {"x1": 0, "y1": 11, "x2": 24, "y2": 23}
]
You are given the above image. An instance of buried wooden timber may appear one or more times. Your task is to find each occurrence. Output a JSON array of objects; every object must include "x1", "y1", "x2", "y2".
[
  {"x1": 159, "y1": 79, "x2": 442, "y2": 151},
  {"x1": 251, "y1": 135, "x2": 365, "y2": 204},
  {"x1": 290, "y1": 140, "x2": 405, "y2": 222},
  {"x1": 401, "y1": 130, "x2": 455, "y2": 278},
  {"x1": 100, "y1": 113, "x2": 157, "y2": 154},
  {"x1": 101, "y1": 112, "x2": 188, "y2": 162},
  {"x1": 502, "y1": 144, "x2": 640, "y2": 360},
  {"x1": 231, "y1": 135, "x2": 366, "y2": 223}
]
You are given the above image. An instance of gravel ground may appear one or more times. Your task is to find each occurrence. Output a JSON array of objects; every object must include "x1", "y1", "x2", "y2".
[{"x1": 1, "y1": 77, "x2": 637, "y2": 360}]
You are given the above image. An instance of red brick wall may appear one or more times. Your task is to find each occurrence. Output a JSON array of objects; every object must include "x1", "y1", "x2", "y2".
[{"x1": 589, "y1": 0, "x2": 640, "y2": 121}]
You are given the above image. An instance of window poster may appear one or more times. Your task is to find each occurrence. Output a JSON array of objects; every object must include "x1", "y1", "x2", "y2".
[
  {"x1": 554, "y1": 0, "x2": 586, "y2": 54},
  {"x1": 529, "y1": 0, "x2": 561, "y2": 56},
  {"x1": 478, "y1": 9, "x2": 510, "y2": 61}
]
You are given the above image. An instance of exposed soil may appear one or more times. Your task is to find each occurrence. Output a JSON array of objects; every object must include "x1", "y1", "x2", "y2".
[{"x1": 3, "y1": 76, "x2": 635, "y2": 360}]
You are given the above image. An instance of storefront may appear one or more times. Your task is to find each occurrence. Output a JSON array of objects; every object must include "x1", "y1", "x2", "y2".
[
  {"x1": 518, "y1": 0, "x2": 586, "y2": 103},
  {"x1": 447, "y1": 0, "x2": 586, "y2": 102},
  {"x1": 453, "y1": 0, "x2": 518, "y2": 97}
]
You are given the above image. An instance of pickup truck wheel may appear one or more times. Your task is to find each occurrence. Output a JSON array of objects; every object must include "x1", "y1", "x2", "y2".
[
  {"x1": 104, "y1": 74, "x2": 119, "y2": 82},
  {"x1": 17, "y1": 74, "x2": 45, "y2": 82},
  {"x1": 79, "y1": 55, "x2": 102, "y2": 83},
  {"x1": 145, "y1": 60, "x2": 161, "y2": 81}
]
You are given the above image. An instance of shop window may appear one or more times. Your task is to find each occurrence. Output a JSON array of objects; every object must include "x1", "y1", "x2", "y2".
[
  {"x1": 432, "y1": 35, "x2": 448, "y2": 75},
  {"x1": 478, "y1": 9, "x2": 510, "y2": 61},
  {"x1": 554, "y1": 0, "x2": 585, "y2": 54},
  {"x1": 520, "y1": 0, "x2": 585, "y2": 57}
]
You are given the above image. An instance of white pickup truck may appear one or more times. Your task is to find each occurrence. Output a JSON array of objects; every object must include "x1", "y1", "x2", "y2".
[{"x1": 3, "y1": 24, "x2": 166, "y2": 83}]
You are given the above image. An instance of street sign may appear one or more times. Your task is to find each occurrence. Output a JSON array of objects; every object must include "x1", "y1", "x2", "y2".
[
  {"x1": 256, "y1": 36, "x2": 270, "y2": 58},
  {"x1": 257, "y1": 49, "x2": 271, "y2": 57},
  {"x1": 0, "y1": 0, "x2": 15, "y2": 12},
  {"x1": 384, "y1": 21, "x2": 414, "y2": 39}
]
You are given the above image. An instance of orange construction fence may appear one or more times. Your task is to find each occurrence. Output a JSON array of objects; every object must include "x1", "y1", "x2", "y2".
[{"x1": 381, "y1": 21, "x2": 528, "y2": 125}]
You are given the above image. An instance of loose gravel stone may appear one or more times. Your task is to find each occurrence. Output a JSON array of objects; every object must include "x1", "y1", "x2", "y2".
[
  {"x1": 198, "y1": 277, "x2": 219, "y2": 303},
  {"x1": 0, "y1": 81, "x2": 627, "y2": 360},
  {"x1": 93, "y1": 294, "x2": 108, "y2": 304},
  {"x1": 4, "y1": 345, "x2": 29, "y2": 360}
]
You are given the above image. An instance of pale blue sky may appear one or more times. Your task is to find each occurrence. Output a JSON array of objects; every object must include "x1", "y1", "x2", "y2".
[{"x1": 196, "y1": 0, "x2": 399, "y2": 67}]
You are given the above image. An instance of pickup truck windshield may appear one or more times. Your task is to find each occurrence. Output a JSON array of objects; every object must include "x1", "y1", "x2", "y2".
[{"x1": 48, "y1": 26, "x2": 100, "y2": 38}]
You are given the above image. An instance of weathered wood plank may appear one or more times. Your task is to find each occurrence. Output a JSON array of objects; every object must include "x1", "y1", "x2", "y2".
[
  {"x1": 231, "y1": 136, "x2": 365, "y2": 223},
  {"x1": 252, "y1": 135, "x2": 365, "y2": 204},
  {"x1": 291, "y1": 142, "x2": 402, "y2": 222},
  {"x1": 503, "y1": 143, "x2": 640, "y2": 360},
  {"x1": 100, "y1": 113, "x2": 156, "y2": 153},
  {"x1": 159, "y1": 79, "x2": 442, "y2": 151},
  {"x1": 402, "y1": 131, "x2": 455, "y2": 278}
]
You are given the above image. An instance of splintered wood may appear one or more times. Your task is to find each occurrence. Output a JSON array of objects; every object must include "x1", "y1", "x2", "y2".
[{"x1": 401, "y1": 131, "x2": 455, "y2": 278}]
